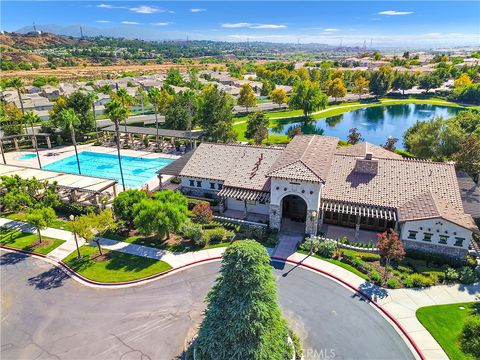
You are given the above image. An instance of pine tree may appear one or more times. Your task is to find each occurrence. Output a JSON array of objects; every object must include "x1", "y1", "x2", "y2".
[{"x1": 195, "y1": 241, "x2": 293, "y2": 360}]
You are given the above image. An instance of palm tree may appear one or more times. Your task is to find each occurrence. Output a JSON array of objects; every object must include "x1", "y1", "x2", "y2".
[
  {"x1": 58, "y1": 108, "x2": 82, "y2": 174},
  {"x1": 114, "y1": 88, "x2": 133, "y2": 143},
  {"x1": 9, "y1": 78, "x2": 27, "y2": 133},
  {"x1": 86, "y1": 91, "x2": 99, "y2": 142},
  {"x1": 22, "y1": 112, "x2": 42, "y2": 168},
  {"x1": 148, "y1": 88, "x2": 162, "y2": 148},
  {"x1": 104, "y1": 99, "x2": 127, "y2": 191}
]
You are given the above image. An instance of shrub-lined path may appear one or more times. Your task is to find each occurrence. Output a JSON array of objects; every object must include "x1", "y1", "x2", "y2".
[{"x1": 1, "y1": 217, "x2": 479, "y2": 359}]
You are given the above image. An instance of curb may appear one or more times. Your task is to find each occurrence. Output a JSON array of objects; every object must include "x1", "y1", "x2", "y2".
[
  {"x1": 270, "y1": 256, "x2": 425, "y2": 360},
  {"x1": 1, "y1": 245, "x2": 424, "y2": 360}
]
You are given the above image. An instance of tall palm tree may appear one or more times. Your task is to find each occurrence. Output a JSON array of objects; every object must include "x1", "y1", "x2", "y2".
[
  {"x1": 104, "y1": 99, "x2": 127, "y2": 191},
  {"x1": 86, "y1": 91, "x2": 99, "y2": 142},
  {"x1": 58, "y1": 108, "x2": 82, "y2": 174},
  {"x1": 9, "y1": 78, "x2": 27, "y2": 133},
  {"x1": 114, "y1": 88, "x2": 133, "y2": 143},
  {"x1": 148, "y1": 87, "x2": 162, "y2": 148},
  {"x1": 23, "y1": 112, "x2": 42, "y2": 168}
]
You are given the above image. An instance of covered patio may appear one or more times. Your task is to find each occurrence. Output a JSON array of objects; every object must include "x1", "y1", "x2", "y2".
[
  {"x1": 320, "y1": 223, "x2": 379, "y2": 246},
  {"x1": 0, "y1": 164, "x2": 118, "y2": 208}
]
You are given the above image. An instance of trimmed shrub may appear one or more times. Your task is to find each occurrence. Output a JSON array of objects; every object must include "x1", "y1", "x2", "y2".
[
  {"x1": 289, "y1": 329, "x2": 303, "y2": 360},
  {"x1": 206, "y1": 228, "x2": 227, "y2": 243},
  {"x1": 444, "y1": 267, "x2": 459, "y2": 281},
  {"x1": 265, "y1": 229, "x2": 279, "y2": 247},
  {"x1": 343, "y1": 250, "x2": 380, "y2": 262},
  {"x1": 317, "y1": 240, "x2": 337, "y2": 258},
  {"x1": 182, "y1": 222, "x2": 203, "y2": 244},
  {"x1": 342, "y1": 254, "x2": 372, "y2": 274},
  {"x1": 460, "y1": 316, "x2": 480, "y2": 358},
  {"x1": 466, "y1": 255, "x2": 477, "y2": 268},
  {"x1": 369, "y1": 271, "x2": 382, "y2": 284},
  {"x1": 192, "y1": 203, "x2": 214, "y2": 224},
  {"x1": 299, "y1": 239, "x2": 321, "y2": 252},
  {"x1": 404, "y1": 274, "x2": 434, "y2": 288},
  {"x1": 458, "y1": 266, "x2": 479, "y2": 284},
  {"x1": 386, "y1": 278, "x2": 400, "y2": 289},
  {"x1": 187, "y1": 198, "x2": 210, "y2": 210},
  {"x1": 406, "y1": 249, "x2": 463, "y2": 268}
]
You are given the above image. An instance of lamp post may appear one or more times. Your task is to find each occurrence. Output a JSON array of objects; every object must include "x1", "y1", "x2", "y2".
[{"x1": 69, "y1": 215, "x2": 81, "y2": 259}]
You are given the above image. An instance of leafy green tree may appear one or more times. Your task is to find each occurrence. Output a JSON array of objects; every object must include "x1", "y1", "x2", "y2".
[
  {"x1": 369, "y1": 66, "x2": 394, "y2": 98},
  {"x1": 188, "y1": 68, "x2": 201, "y2": 90},
  {"x1": 353, "y1": 76, "x2": 369, "y2": 99},
  {"x1": 25, "y1": 207, "x2": 56, "y2": 244},
  {"x1": 113, "y1": 189, "x2": 148, "y2": 226},
  {"x1": 245, "y1": 111, "x2": 269, "y2": 145},
  {"x1": 404, "y1": 117, "x2": 466, "y2": 160},
  {"x1": 165, "y1": 68, "x2": 184, "y2": 86},
  {"x1": 392, "y1": 72, "x2": 417, "y2": 96},
  {"x1": 0, "y1": 102, "x2": 23, "y2": 135},
  {"x1": 73, "y1": 209, "x2": 115, "y2": 255},
  {"x1": 270, "y1": 88, "x2": 287, "y2": 108},
  {"x1": 238, "y1": 83, "x2": 257, "y2": 112},
  {"x1": 198, "y1": 85, "x2": 235, "y2": 142},
  {"x1": 326, "y1": 77, "x2": 347, "y2": 102},
  {"x1": 57, "y1": 109, "x2": 82, "y2": 174},
  {"x1": 460, "y1": 315, "x2": 480, "y2": 359},
  {"x1": 113, "y1": 88, "x2": 134, "y2": 136},
  {"x1": 86, "y1": 92, "x2": 99, "y2": 142},
  {"x1": 347, "y1": 128, "x2": 364, "y2": 145},
  {"x1": 418, "y1": 74, "x2": 443, "y2": 93},
  {"x1": 260, "y1": 80, "x2": 274, "y2": 96},
  {"x1": 195, "y1": 240, "x2": 293, "y2": 360},
  {"x1": 104, "y1": 99, "x2": 127, "y2": 190},
  {"x1": 453, "y1": 135, "x2": 480, "y2": 176},
  {"x1": 453, "y1": 109, "x2": 480, "y2": 137},
  {"x1": 7, "y1": 78, "x2": 27, "y2": 132},
  {"x1": 22, "y1": 111, "x2": 42, "y2": 168},
  {"x1": 0, "y1": 175, "x2": 60, "y2": 213},
  {"x1": 148, "y1": 88, "x2": 173, "y2": 147},
  {"x1": 454, "y1": 74, "x2": 473, "y2": 88},
  {"x1": 134, "y1": 190, "x2": 188, "y2": 240},
  {"x1": 49, "y1": 91, "x2": 95, "y2": 136},
  {"x1": 165, "y1": 91, "x2": 198, "y2": 130},
  {"x1": 288, "y1": 80, "x2": 328, "y2": 121}
]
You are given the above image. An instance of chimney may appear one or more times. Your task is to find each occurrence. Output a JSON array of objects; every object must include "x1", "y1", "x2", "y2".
[
  {"x1": 354, "y1": 153, "x2": 378, "y2": 175},
  {"x1": 365, "y1": 151, "x2": 373, "y2": 160}
]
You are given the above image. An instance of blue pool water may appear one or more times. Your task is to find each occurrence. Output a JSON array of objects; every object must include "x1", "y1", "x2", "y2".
[
  {"x1": 43, "y1": 151, "x2": 174, "y2": 188},
  {"x1": 269, "y1": 104, "x2": 462, "y2": 148},
  {"x1": 18, "y1": 153, "x2": 37, "y2": 160}
]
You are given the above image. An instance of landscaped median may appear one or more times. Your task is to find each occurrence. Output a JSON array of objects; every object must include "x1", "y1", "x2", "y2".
[
  {"x1": 416, "y1": 302, "x2": 480, "y2": 360},
  {"x1": 62, "y1": 245, "x2": 172, "y2": 283},
  {"x1": 0, "y1": 228, "x2": 65, "y2": 255}
]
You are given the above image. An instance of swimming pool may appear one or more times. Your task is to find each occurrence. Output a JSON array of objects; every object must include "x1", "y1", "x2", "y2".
[
  {"x1": 18, "y1": 153, "x2": 37, "y2": 160},
  {"x1": 43, "y1": 151, "x2": 174, "y2": 188}
]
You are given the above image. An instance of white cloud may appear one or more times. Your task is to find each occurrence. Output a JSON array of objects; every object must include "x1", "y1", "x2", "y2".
[
  {"x1": 130, "y1": 5, "x2": 160, "y2": 14},
  {"x1": 425, "y1": 32, "x2": 441, "y2": 36},
  {"x1": 323, "y1": 28, "x2": 339, "y2": 32},
  {"x1": 251, "y1": 24, "x2": 287, "y2": 29},
  {"x1": 151, "y1": 22, "x2": 172, "y2": 26},
  {"x1": 222, "y1": 22, "x2": 286, "y2": 29},
  {"x1": 222, "y1": 22, "x2": 252, "y2": 28},
  {"x1": 96, "y1": 20, "x2": 110, "y2": 23},
  {"x1": 378, "y1": 10, "x2": 414, "y2": 16},
  {"x1": 190, "y1": 8, "x2": 206, "y2": 13},
  {"x1": 122, "y1": 21, "x2": 140, "y2": 25},
  {"x1": 97, "y1": 4, "x2": 126, "y2": 9}
]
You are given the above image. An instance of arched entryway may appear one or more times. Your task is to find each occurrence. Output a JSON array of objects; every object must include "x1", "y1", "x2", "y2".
[{"x1": 281, "y1": 194, "x2": 307, "y2": 233}]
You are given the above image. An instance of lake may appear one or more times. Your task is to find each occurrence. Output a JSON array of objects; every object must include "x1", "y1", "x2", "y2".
[{"x1": 269, "y1": 104, "x2": 462, "y2": 148}]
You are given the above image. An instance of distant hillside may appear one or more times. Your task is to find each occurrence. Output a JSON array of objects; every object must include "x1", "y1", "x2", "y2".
[{"x1": 0, "y1": 32, "x2": 86, "y2": 49}]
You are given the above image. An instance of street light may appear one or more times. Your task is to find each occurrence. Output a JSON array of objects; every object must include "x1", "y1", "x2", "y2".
[{"x1": 69, "y1": 215, "x2": 81, "y2": 259}]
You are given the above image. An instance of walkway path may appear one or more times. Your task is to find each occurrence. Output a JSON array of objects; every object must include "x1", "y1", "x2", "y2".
[{"x1": 2, "y1": 217, "x2": 479, "y2": 359}]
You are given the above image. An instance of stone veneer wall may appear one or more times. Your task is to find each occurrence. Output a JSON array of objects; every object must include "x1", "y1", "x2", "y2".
[
  {"x1": 305, "y1": 210, "x2": 319, "y2": 236},
  {"x1": 270, "y1": 204, "x2": 281, "y2": 230},
  {"x1": 402, "y1": 239, "x2": 468, "y2": 260},
  {"x1": 181, "y1": 187, "x2": 219, "y2": 200}
]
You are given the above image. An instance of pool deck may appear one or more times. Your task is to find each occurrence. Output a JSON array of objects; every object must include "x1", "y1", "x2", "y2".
[{"x1": 3, "y1": 145, "x2": 180, "y2": 192}]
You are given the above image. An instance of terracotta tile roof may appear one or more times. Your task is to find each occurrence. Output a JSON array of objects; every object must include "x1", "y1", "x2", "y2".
[
  {"x1": 322, "y1": 155, "x2": 478, "y2": 231},
  {"x1": 179, "y1": 143, "x2": 282, "y2": 191},
  {"x1": 268, "y1": 135, "x2": 339, "y2": 182},
  {"x1": 335, "y1": 142, "x2": 403, "y2": 160},
  {"x1": 398, "y1": 189, "x2": 478, "y2": 232}
]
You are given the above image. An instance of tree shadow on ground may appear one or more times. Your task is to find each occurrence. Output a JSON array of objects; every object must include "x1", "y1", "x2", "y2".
[
  {"x1": 0, "y1": 252, "x2": 28, "y2": 266},
  {"x1": 352, "y1": 281, "x2": 389, "y2": 302},
  {"x1": 104, "y1": 251, "x2": 162, "y2": 273},
  {"x1": 27, "y1": 267, "x2": 69, "y2": 290}
]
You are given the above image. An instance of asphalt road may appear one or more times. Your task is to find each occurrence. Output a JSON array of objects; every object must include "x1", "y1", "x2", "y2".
[{"x1": 0, "y1": 251, "x2": 414, "y2": 360}]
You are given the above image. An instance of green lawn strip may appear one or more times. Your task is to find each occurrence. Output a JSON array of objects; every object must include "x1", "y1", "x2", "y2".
[
  {"x1": 416, "y1": 302, "x2": 479, "y2": 360},
  {"x1": 3, "y1": 212, "x2": 73, "y2": 232},
  {"x1": 0, "y1": 228, "x2": 65, "y2": 255},
  {"x1": 297, "y1": 249, "x2": 369, "y2": 280},
  {"x1": 233, "y1": 98, "x2": 466, "y2": 142},
  {"x1": 62, "y1": 245, "x2": 172, "y2": 283}
]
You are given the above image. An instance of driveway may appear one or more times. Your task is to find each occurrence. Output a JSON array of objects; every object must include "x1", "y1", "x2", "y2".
[{"x1": 1, "y1": 251, "x2": 414, "y2": 360}]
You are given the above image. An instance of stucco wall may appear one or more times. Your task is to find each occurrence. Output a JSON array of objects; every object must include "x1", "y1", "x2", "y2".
[
  {"x1": 180, "y1": 177, "x2": 223, "y2": 192},
  {"x1": 226, "y1": 198, "x2": 269, "y2": 214},
  {"x1": 399, "y1": 218, "x2": 471, "y2": 259},
  {"x1": 269, "y1": 178, "x2": 322, "y2": 210}
]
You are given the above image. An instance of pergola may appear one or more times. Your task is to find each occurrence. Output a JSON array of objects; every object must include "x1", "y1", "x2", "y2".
[
  {"x1": 0, "y1": 133, "x2": 53, "y2": 150},
  {"x1": 101, "y1": 125, "x2": 203, "y2": 149},
  {"x1": 0, "y1": 164, "x2": 118, "y2": 208}
]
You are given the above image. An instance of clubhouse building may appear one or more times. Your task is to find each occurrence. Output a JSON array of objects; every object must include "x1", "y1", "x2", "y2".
[{"x1": 166, "y1": 135, "x2": 478, "y2": 260}]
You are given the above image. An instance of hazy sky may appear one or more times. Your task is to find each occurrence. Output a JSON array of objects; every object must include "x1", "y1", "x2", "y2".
[{"x1": 2, "y1": 1, "x2": 479, "y2": 47}]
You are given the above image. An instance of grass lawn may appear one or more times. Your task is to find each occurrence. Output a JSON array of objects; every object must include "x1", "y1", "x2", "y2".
[
  {"x1": 297, "y1": 249, "x2": 369, "y2": 280},
  {"x1": 233, "y1": 97, "x2": 466, "y2": 143},
  {"x1": 3, "y1": 212, "x2": 73, "y2": 232},
  {"x1": 0, "y1": 228, "x2": 65, "y2": 255},
  {"x1": 416, "y1": 302, "x2": 479, "y2": 360},
  {"x1": 62, "y1": 245, "x2": 172, "y2": 283}
]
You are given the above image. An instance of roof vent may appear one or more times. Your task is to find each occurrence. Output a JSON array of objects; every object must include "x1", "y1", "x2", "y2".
[{"x1": 365, "y1": 151, "x2": 373, "y2": 160}]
